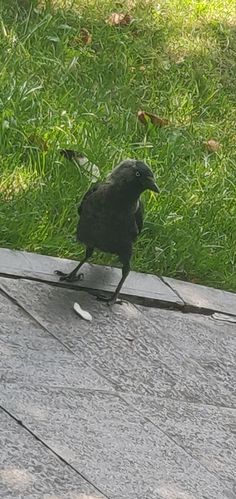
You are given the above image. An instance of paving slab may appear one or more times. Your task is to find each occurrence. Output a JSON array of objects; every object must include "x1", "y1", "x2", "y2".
[
  {"x1": 0, "y1": 289, "x2": 113, "y2": 392},
  {"x1": 143, "y1": 306, "x2": 236, "y2": 394},
  {"x1": 164, "y1": 276, "x2": 236, "y2": 316},
  {"x1": 123, "y1": 394, "x2": 236, "y2": 488},
  {"x1": 0, "y1": 408, "x2": 107, "y2": 498},
  {"x1": 1, "y1": 272, "x2": 236, "y2": 498},
  {"x1": 0, "y1": 248, "x2": 183, "y2": 307},
  {"x1": 1, "y1": 277, "x2": 235, "y2": 408},
  {"x1": 0, "y1": 386, "x2": 234, "y2": 499}
]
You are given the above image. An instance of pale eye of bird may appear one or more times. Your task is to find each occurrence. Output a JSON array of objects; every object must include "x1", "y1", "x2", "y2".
[{"x1": 136, "y1": 171, "x2": 141, "y2": 177}]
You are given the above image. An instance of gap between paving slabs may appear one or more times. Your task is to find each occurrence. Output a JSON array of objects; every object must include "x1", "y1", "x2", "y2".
[
  {"x1": 1, "y1": 405, "x2": 111, "y2": 499},
  {"x1": 0, "y1": 248, "x2": 236, "y2": 319},
  {"x1": 0, "y1": 279, "x2": 235, "y2": 499},
  {"x1": 0, "y1": 256, "x2": 235, "y2": 498}
]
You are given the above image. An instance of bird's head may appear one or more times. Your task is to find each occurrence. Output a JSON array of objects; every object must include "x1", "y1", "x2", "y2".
[{"x1": 109, "y1": 159, "x2": 160, "y2": 195}]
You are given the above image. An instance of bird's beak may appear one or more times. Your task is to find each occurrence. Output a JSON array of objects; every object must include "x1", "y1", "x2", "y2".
[{"x1": 146, "y1": 176, "x2": 160, "y2": 193}]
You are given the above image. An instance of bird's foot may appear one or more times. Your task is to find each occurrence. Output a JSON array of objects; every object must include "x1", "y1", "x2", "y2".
[
  {"x1": 54, "y1": 270, "x2": 84, "y2": 282},
  {"x1": 96, "y1": 294, "x2": 122, "y2": 306}
]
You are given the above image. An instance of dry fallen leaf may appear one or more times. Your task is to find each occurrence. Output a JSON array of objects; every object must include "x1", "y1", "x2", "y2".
[
  {"x1": 137, "y1": 110, "x2": 147, "y2": 124},
  {"x1": 80, "y1": 28, "x2": 92, "y2": 45},
  {"x1": 28, "y1": 133, "x2": 48, "y2": 151},
  {"x1": 106, "y1": 12, "x2": 133, "y2": 26},
  {"x1": 137, "y1": 110, "x2": 169, "y2": 127},
  {"x1": 204, "y1": 139, "x2": 221, "y2": 152}
]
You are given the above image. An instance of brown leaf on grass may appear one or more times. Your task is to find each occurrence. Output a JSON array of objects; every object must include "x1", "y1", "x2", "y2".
[
  {"x1": 137, "y1": 110, "x2": 170, "y2": 127},
  {"x1": 106, "y1": 12, "x2": 133, "y2": 26},
  {"x1": 80, "y1": 28, "x2": 92, "y2": 45},
  {"x1": 137, "y1": 110, "x2": 147, "y2": 124},
  {"x1": 28, "y1": 134, "x2": 48, "y2": 151},
  {"x1": 204, "y1": 139, "x2": 221, "y2": 152},
  {"x1": 70, "y1": 29, "x2": 92, "y2": 47}
]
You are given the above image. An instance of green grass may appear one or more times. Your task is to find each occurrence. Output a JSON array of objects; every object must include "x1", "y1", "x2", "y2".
[{"x1": 0, "y1": 0, "x2": 236, "y2": 291}]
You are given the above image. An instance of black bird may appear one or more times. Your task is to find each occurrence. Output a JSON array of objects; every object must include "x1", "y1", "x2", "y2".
[{"x1": 55, "y1": 159, "x2": 160, "y2": 304}]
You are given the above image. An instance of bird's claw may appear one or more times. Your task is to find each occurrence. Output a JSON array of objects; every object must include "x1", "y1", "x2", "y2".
[
  {"x1": 96, "y1": 294, "x2": 114, "y2": 306},
  {"x1": 54, "y1": 270, "x2": 66, "y2": 277},
  {"x1": 96, "y1": 294, "x2": 122, "y2": 306},
  {"x1": 54, "y1": 270, "x2": 84, "y2": 282}
]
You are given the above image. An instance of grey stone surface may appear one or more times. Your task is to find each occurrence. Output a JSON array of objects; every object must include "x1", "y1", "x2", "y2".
[
  {"x1": 143, "y1": 306, "x2": 236, "y2": 398},
  {"x1": 0, "y1": 288, "x2": 112, "y2": 391},
  {"x1": 0, "y1": 387, "x2": 234, "y2": 499},
  {"x1": 0, "y1": 409, "x2": 107, "y2": 498},
  {"x1": 0, "y1": 248, "x2": 183, "y2": 306},
  {"x1": 123, "y1": 394, "x2": 236, "y2": 488},
  {"x1": 1, "y1": 277, "x2": 235, "y2": 408},
  {"x1": 164, "y1": 276, "x2": 236, "y2": 315},
  {"x1": 2, "y1": 247, "x2": 236, "y2": 313},
  {"x1": 1, "y1": 274, "x2": 236, "y2": 498}
]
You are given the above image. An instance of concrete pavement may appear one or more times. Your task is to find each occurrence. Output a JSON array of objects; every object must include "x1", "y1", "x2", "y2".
[{"x1": 0, "y1": 249, "x2": 236, "y2": 498}]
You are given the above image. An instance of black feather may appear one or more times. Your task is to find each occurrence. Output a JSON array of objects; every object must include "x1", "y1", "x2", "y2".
[
  {"x1": 135, "y1": 200, "x2": 144, "y2": 235},
  {"x1": 77, "y1": 183, "x2": 100, "y2": 215},
  {"x1": 55, "y1": 159, "x2": 158, "y2": 304},
  {"x1": 60, "y1": 149, "x2": 79, "y2": 161}
]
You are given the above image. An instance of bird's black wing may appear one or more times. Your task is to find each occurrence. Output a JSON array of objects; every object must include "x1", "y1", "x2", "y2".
[
  {"x1": 77, "y1": 182, "x2": 101, "y2": 215},
  {"x1": 135, "y1": 200, "x2": 144, "y2": 235}
]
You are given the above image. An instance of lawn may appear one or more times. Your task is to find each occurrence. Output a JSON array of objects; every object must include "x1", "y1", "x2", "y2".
[{"x1": 0, "y1": 0, "x2": 235, "y2": 291}]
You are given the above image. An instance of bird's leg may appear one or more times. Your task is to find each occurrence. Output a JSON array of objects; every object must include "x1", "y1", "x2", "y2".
[
  {"x1": 55, "y1": 261, "x2": 84, "y2": 282},
  {"x1": 97, "y1": 260, "x2": 130, "y2": 305},
  {"x1": 55, "y1": 247, "x2": 94, "y2": 282}
]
